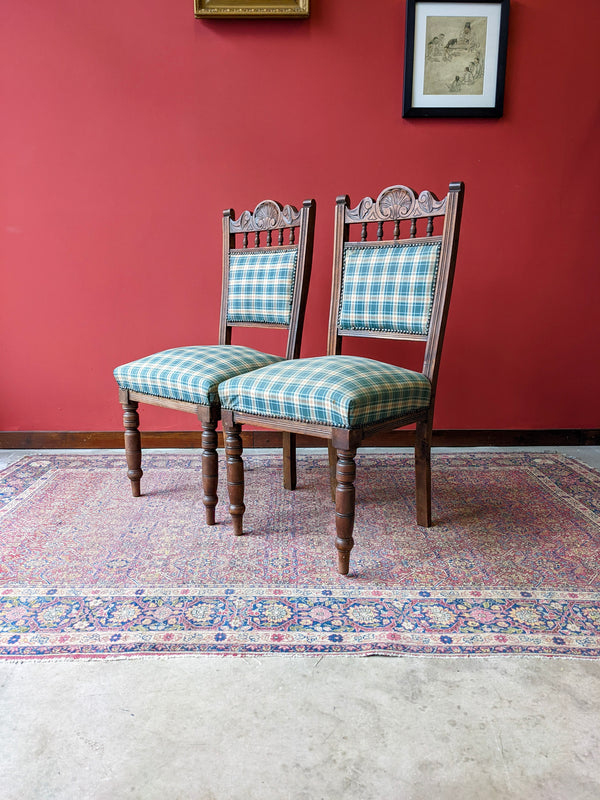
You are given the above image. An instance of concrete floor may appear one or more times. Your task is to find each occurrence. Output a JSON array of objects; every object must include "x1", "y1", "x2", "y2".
[{"x1": 1, "y1": 447, "x2": 599, "y2": 800}]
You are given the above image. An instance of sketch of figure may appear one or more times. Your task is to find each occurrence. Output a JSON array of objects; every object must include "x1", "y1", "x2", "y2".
[
  {"x1": 470, "y1": 55, "x2": 482, "y2": 79},
  {"x1": 458, "y1": 21, "x2": 477, "y2": 50},
  {"x1": 427, "y1": 33, "x2": 446, "y2": 61},
  {"x1": 462, "y1": 65, "x2": 474, "y2": 86},
  {"x1": 423, "y1": 15, "x2": 487, "y2": 96}
]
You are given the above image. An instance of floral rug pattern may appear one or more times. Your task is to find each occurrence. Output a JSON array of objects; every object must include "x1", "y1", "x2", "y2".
[{"x1": 1, "y1": 452, "x2": 599, "y2": 658}]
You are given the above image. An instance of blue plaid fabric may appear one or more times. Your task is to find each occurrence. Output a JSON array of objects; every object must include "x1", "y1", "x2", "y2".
[
  {"x1": 114, "y1": 345, "x2": 284, "y2": 405},
  {"x1": 339, "y1": 242, "x2": 442, "y2": 335},
  {"x1": 227, "y1": 247, "x2": 298, "y2": 325},
  {"x1": 220, "y1": 355, "x2": 431, "y2": 428}
]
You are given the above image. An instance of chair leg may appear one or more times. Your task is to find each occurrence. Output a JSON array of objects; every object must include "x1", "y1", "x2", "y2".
[
  {"x1": 327, "y1": 441, "x2": 337, "y2": 502},
  {"x1": 335, "y1": 447, "x2": 356, "y2": 575},
  {"x1": 282, "y1": 432, "x2": 297, "y2": 491},
  {"x1": 225, "y1": 423, "x2": 245, "y2": 536},
  {"x1": 122, "y1": 399, "x2": 143, "y2": 497},
  {"x1": 201, "y1": 422, "x2": 218, "y2": 525},
  {"x1": 415, "y1": 419, "x2": 432, "y2": 527}
]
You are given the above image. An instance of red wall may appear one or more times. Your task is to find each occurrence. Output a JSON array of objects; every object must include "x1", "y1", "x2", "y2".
[{"x1": 2, "y1": 0, "x2": 599, "y2": 432}]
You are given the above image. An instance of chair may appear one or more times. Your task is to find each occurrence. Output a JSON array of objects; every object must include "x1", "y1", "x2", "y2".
[
  {"x1": 114, "y1": 197, "x2": 316, "y2": 524},
  {"x1": 219, "y1": 182, "x2": 464, "y2": 574}
]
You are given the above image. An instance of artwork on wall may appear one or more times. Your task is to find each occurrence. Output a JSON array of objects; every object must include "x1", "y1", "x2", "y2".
[
  {"x1": 194, "y1": 0, "x2": 309, "y2": 18},
  {"x1": 403, "y1": 0, "x2": 509, "y2": 117}
]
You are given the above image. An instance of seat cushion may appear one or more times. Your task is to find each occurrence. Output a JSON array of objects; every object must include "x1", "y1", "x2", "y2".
[
  {"x1": 114, "y1": 345, "x2": 284, "y2": 406},
  {"x1": 220, "y1": 355, "x2": 431, "y2": 428}
]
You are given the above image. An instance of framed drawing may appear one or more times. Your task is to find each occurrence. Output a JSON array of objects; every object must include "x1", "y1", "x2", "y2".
[
  {"x1": 403, "y1": 0, "x2": 509, "y2": 117},
  {"x1": 194, "y1": 0, "x2": 310, "y2": 17}
]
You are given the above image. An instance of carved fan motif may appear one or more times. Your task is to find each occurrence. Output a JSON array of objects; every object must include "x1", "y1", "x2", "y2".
[
  {"x1": 253, "y1": 200, "x2": 281, "y2": 230},
  {"x1": 378, "y1": 187, "x2": 414, "y2": 219}
]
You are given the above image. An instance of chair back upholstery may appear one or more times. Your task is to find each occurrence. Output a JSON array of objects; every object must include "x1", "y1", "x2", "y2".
[
  {"x1": 328, "y1": 183, "x2": 463, "y2": 388},
  {"x1": 219, "y1": 199, "x2": 316, "y2": 359},
  {"x1": 338, "y1": 240, "x2": 443, "y2": 336}
]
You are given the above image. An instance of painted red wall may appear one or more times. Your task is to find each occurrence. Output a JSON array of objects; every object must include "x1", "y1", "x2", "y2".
[{"x1": 2, "y1": 0, "x2": 599, "y2": 432}]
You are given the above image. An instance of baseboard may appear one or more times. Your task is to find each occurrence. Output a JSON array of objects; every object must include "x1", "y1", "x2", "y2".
[{"x1": 1, "y1": 429, "x2": 599, "y2": 449}]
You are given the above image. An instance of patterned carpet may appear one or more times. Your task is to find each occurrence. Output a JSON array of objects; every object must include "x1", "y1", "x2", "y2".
[{"x1": 1, "y1": 452, "x2": 599, "y2": 659}]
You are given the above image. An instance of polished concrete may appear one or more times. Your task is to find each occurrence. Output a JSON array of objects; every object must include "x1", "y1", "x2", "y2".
[{"x1": 1, "y1": 448, "x2": 599, "y2": 800}]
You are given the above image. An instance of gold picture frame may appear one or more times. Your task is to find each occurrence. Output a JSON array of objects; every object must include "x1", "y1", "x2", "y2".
[{"x1": 194, "y1": 0, "x2": 310, "y2": 18}]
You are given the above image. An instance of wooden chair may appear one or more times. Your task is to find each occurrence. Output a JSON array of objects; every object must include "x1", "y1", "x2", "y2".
[
  {"x1": 220, "y1": 183, "x2": 464, "y2": 574},
  {"x1": 114, "y1": 198, "x2": 316, "y2": 524}
]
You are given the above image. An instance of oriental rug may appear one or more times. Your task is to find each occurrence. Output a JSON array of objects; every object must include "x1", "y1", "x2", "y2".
[{"x1": 1, "y1": 452, "x2": 599, "y2": 659}]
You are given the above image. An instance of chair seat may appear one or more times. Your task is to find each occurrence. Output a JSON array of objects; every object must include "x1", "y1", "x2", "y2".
[
  {"x1": 114, "y1": 345, "x2": 284, "y2": 406},
  {"x1": 220, "y1": 355, "x2": 431, "y2": 428}
]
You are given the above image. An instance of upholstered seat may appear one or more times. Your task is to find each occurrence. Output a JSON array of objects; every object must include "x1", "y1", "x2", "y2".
[
  {"x1": 220, "y1": 355, "x2": 431, "y2": 429},
  {"x1": 115, "y1": 345, "x2": 284, "y2": 406},
  {"x1": 113, "y1": 198, "x2": 316, "y2": 524}
]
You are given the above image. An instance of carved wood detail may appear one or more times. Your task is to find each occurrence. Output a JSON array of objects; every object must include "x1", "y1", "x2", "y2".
[
  {"x1": 345, "y1": 185, "x2": 447, "y2": 224},
  {"x1": 230, "y1": 200, "x2": 302, "y2": 234}
]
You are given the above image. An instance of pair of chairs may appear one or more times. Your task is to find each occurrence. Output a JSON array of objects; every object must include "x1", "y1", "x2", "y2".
[{"x1": 114, "y1": 182, "x2": 464, "y2": 574}]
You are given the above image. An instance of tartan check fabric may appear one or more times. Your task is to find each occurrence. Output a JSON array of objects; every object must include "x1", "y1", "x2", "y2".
[
  {"x1": 114, "y1": 345, "x2": 284, "y2": 406},
  {"x1": 339, "y1": 242, "x2": 442, "y2": 335},
  {"x1": 220, "y1": 355, "x2": 431, "y2": 428},
  {"x1": 227, "y1": 247, "x2": 298, "y2": 325}
]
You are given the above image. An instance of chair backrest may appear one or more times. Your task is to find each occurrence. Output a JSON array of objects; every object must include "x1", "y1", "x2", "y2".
[
  {"x1": 219, "y1": 198, "x2": 316, "y2": 359},
  {"x1": 327, "y1": 182, "x2": 464, "y2": 391}
]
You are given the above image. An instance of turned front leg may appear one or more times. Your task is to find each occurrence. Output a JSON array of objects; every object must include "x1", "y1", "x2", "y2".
[
  {"x1": 335, "y1": 448, "x2": 356, "y2": 575},
  {"x1": 225, "y1": 424, "x2": 245, "y2": 536},
  {"x1": 122, "y1": 400, "x2": 143, "y2": 497},
  {"x1": 201, "y1": 422, "x2": 218, "y2": 525}
]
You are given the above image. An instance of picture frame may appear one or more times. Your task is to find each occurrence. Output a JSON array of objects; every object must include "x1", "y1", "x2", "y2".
[
  {"x1": 194, "y1": 0, "x2": 310, "y2": 18},
  {"x1": 402, "y1": 0, "x2": 509, "y2": 118}
]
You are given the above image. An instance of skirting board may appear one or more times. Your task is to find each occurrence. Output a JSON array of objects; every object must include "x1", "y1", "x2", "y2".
[{"x1": 1, "y1": 430, "x2": 599, "y2": 449}]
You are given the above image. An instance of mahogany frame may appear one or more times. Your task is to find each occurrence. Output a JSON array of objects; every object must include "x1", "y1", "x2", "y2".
[
  {"x1": 118, "y1": 197, "x2": 316, "y2": 525},
  {"x1": 222, "y1": 183, "x2": 464, "y2": 574}
]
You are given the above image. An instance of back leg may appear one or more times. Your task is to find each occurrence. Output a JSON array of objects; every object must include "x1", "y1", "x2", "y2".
[
  {"x1": 415, "y1": 418, "x2": 432, "y2": 527},
  {"x1": 282, "y1": 432, "x2": 297, "y2": 490},
  {"x1": 327, "y1": 441, "x2": 337, "y2": 502},
  {"x1": 121, "y1": 398, "x2": 143, "y2": 497}
]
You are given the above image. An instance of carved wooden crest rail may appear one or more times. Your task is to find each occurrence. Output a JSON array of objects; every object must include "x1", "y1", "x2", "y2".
[
  {"x1": 229, "y1": 200, "x2": 303, "y2": 247},
  {"x1": 344, "y1": 185, "x2": 447, "y2": 242}
]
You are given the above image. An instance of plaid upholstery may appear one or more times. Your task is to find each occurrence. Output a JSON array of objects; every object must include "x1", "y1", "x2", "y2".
[
  {"x1": 220, "y1": 355, "x2": 431, "y2": 429},
  {"x1": 227, "y1": 247, "x2": 298, "y2": 325},
  {"x1": 339, "y1": 242, "x2": 442, "y2": 335},
  {"x1": 114, "y1": 345, "x2": 284, "y2": 406}
]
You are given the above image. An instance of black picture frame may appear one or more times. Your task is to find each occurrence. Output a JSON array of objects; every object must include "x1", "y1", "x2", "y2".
[{"x1": 402, "y1": 0, "x2": 510, "y2": 118}]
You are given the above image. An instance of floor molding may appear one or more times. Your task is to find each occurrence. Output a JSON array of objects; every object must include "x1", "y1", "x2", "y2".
[{"x1": 1, "y1": 429, "x2": 599, "y2": 449}]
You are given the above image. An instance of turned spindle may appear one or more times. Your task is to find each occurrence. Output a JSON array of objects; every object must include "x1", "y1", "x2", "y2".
[
  {"x1": 335, "y1": 448, "x2": 356, "y2": 575},
  {"x1": 201, "y1": 422, "x2": 218, "y2": 525},
  {"x1": 225, "y1": 425, "x2": 245, "y2": 536}
]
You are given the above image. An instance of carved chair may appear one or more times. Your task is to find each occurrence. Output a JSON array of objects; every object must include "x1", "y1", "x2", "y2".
[
  {"x1": 219, "y1": 183, "x2": 464, "y2": 574},
  {"x1": 114, "y1": 198, "x2": 316, "y2": 524}
]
